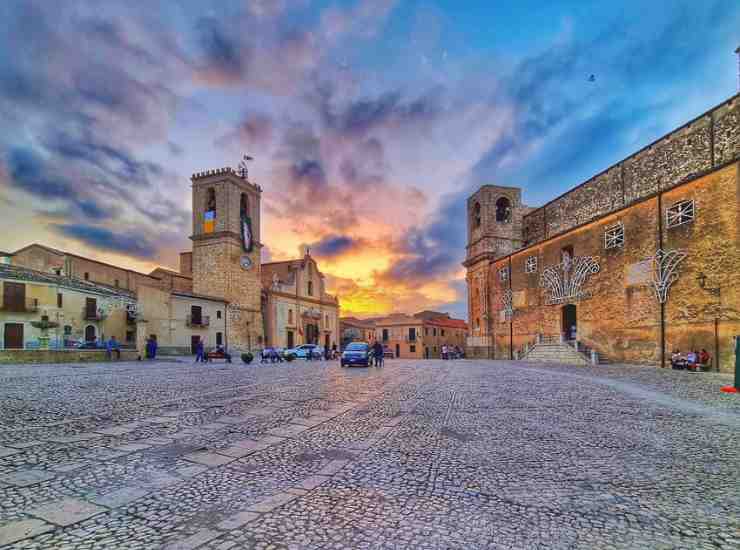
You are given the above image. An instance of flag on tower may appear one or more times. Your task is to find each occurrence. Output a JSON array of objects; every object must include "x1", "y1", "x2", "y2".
[{"x1": 204, "y1": 210, "x2": 215, "y2": 233}]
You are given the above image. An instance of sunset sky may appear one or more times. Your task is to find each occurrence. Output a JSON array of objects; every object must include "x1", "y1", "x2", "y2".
[{"x1": 1, "y1": 1, "x2": 738, "y2": 319}]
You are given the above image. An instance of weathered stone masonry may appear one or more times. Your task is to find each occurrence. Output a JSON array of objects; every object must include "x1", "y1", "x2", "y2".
[{"x1": 466, "y1": 93, "x2": 740, "y2": 373}]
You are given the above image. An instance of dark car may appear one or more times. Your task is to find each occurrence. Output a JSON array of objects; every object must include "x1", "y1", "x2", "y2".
[{"x1": 341, "y1": 342, "x2": 370, "y2": 367}]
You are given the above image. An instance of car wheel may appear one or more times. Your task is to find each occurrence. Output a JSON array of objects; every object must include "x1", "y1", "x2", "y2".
[{"x1": 340, "y1": 362, "x2": 346, "y2": 367}]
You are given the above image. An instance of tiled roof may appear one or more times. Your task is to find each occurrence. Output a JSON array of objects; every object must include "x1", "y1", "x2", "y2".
[
  {"x1": 171, "y1": 290, "x2": 228, "y2": 303},
  {"x1": 0, "y1": 264, "x2": 135, "y2": 299},
  {"x1": 425, "y1": 317, "x2": 468, "y2": 329}
]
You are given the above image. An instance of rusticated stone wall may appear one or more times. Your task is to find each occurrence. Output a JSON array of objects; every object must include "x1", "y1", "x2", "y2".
[{"x1": 522, "y1": 94, "x2": 739, "y2": 244}]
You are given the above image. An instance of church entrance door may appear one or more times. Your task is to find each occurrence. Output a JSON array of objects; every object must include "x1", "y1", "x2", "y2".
[{"x1": 562, "y1": 304, "x2": 577, "y2": 340}]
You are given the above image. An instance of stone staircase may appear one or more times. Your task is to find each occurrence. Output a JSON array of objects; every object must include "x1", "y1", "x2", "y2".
[{"x1": 520, "y1": 341, "x2": 590, "y2": 365}]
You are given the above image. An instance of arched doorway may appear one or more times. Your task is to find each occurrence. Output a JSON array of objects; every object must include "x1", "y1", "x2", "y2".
[
  {"x1": 85, "y1": 325, "x2": 96, "y2": 342},
  {"x1": 562, "y1": 305, "x2": 577, "y2": 340}
]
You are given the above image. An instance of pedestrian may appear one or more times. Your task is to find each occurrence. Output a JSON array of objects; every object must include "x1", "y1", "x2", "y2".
[
  {"x1": 699, "y1": 348, "x2": 711, "y2": 370},
  {"x1": 106, "y1": 336, "x2": 121, "y2": 360},
  {"x1": 570, "y1": 325, "x2": 577, "y2": 341},
  {"x1": 148, "y1": 337, "x2": 157, "y2": 360},
  {"x1": 194, "y1": 337, "x2": 205, "y2": 363},
  {"x1": 442, "y1": 344, "x2": 448, "y2": 360},
  {"x1": 332, "y1": 343, "x2": 338, "y2": 360},
  {"x1": 216, "y1": 344, "x2": 232, "y2": 363},
  {"x1": 671, "y1": 349, "x2": 683, "y2": 369},
  {"x1": 306, "y1": 345, "x2": 312, "y2": 361},
  {"x1": 686, "y1": 350, "x2": 698, "y2": 371},
  {"x1": 373, "y1": 341, "x2": 384, "y2": 368}
]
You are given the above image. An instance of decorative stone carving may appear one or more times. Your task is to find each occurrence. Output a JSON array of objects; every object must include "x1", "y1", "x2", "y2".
[
  {"x1": 650, "y1": 249, "x2": 687, "y2": 304},
  {"x1": 540, "y1": 255, "x2": 600, "y2": 305},
  {"x1": 500, "y1": 289, "x2": 514, "y2": 320}
]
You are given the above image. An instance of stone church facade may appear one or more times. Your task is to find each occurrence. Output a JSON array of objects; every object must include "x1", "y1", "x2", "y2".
[{"x1": 465, "y1": 93, "x2": 740, "y2": 373}]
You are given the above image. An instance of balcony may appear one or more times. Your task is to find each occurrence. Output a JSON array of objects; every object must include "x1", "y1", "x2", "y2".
[
  {"x1": 1, "y1": 298, "x2": 40, "y2": 313},
  {"x1": 186, "y1": 314, "x2": 210, "y2": 328},
  {"x1": 82, "y1": 308, "x2": 105, "y2": 321}
]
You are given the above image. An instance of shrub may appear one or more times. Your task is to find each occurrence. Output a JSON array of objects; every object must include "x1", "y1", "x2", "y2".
[{"x1": 241, "y1": 352, "x2": 253, "y2": 364}]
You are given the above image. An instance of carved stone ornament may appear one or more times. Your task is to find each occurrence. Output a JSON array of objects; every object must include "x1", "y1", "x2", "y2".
[
  {"x1": 540, "y1": 255, "x2": 600, "y2": 305},
  {"x1": 500, "y1": 289, "x2": 514, "y2": 320},
  {"x1": 99, "y1": 297, "x2": 139, "y2": 316},
  {"x1": 650, "y1": 248, "x2": 687, "y2": 304}
]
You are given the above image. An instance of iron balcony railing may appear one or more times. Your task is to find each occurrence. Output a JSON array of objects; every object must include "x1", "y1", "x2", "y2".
[
  {"x1": 82, "y1": 308, "x2": 105, "y2": 321},
  {"x1": 186, "y1": 314, "x2": 210, "y2": 328},
  {"x1": 1, "y1": 298, "x2": 40, "y2": 313}
]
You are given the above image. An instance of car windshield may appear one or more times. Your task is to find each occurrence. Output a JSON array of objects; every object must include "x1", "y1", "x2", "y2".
[{"x1": 346, "y1": 343, "x2": 368, "y2": 351}]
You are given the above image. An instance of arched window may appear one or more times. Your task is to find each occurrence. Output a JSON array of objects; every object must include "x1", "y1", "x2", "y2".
[
  {"x1": 472, "y1": 202, "x2": 481, "y2": 228},
  {"x1": 240, "y1": 193, "x2": 248, "y2": 219},
  {"x1": 307, "y1": 280, "x2": 313, "y2": 296},
  {"x1": 495, "y1": 197, "x2": 512, "y2": 223},
  {"x1": 206, "y1": 188, "x2": 216, "y2": 213}
]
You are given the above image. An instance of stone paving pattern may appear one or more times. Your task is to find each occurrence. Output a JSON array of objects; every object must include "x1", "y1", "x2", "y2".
[{"x1": 0, "y1": 358, "x2": 737, "y2": 549}]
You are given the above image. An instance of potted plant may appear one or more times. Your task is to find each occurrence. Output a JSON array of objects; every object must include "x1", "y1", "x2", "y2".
[{"x1": 241, "y1": 352, "x2": 254, "y2": 364}]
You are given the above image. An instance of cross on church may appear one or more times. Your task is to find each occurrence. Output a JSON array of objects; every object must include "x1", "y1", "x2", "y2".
[{"x1": 238, "y1": 155, "x2": 253, "y2": 179}]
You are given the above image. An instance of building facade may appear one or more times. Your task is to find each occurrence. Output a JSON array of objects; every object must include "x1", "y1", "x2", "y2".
[
  {"x1": 371, "y1": 311, "x2": 468, "y2": 359},
  {"x1": 262, "y1": 254, "x2": 340, "y2": 350},
  {"x1": 340, "y1": 317, "x2": 376, "y2": 347},
  {"x1": 465, "y1": 93, "x2": 740, "y2": 373}
]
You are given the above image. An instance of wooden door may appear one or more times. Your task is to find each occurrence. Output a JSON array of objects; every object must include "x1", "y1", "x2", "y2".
[
  {"x1": 3, "y1": 323, "x2": 23, "y2": 349},
  {"x1": 3, "y1": 282, "x2": 25, "y2": 312},
  {"x1": 85, "y1": 298, "x2": 97, "y2": 319},
  {"x1": 85, "y1": 325, "x2": 96, "y2": 342}
]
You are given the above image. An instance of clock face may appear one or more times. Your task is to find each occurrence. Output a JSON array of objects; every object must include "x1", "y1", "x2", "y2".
[{"x1": 240, "y1": 255, "x2": 253, "y2": 270}]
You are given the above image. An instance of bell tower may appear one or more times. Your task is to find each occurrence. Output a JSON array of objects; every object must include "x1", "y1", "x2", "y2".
[{"x1": 190, "y1": 167, "x2": 264, "y2": 352}]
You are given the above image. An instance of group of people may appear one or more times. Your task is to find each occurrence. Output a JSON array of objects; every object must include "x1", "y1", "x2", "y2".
[
  {"x1": 194, "y1": 337, "x2": 232, "y2": 363},
  {"x1": 370, "y1": 341, "x2": 385, "y2": 367},
  {"x1": 671, "y1": 348, "x2": 711, "y2": 371},
  {"x1": 440, "y1": 344, "x2": 464, "y2": 360}
]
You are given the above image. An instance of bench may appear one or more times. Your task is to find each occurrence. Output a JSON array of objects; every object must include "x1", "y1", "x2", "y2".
[{"x1": 206, "y1": 350, "x2": 232, "y2": 363}]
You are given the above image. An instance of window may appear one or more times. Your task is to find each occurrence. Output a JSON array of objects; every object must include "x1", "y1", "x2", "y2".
[
  {"x1": 216, "y1": 332, "x2": 223, "y2": 347},
  {"x1": 57, "y1": 293, "x2": 63, "y2": 308},
  {"x1": 307, "y1": 281, "x2": 313, "y2": 296},
  {"x1": 433, "y1": 328, "x2": 437, "y2": 336},
  {"x1": 216, "y1": 310, "x2": 222, "y2": 320},
  {"x1": 206, "y1": 188, "x2": 216, "y2": 212},
  {"x1": 666, "y1": 199, "x2": 694, "y2": 228},
  {"x1": 495, "y1": 197, "x2": 512, "y2": 222},
  {"x1": 410, "y1": 345, "x2": 416, "y2": 353},
  {"x1": 382, "y1": 329, "x2": 389, "y2": 342},
  {"x1": 424, "y1": 327, "x2": 428, "y2": 335},
  {"x1": 408, "y1": 328, "x2": 416, "y2": 341},
  {"x1": 475, "y1": 318, "x2": 480, "y2": 329},
  {"x1": 288, "y1": 309, "x2": 293, "y2": 324},
  {"x1": 441, "y1": 329, "x2": 445, "y2": 337},
  {"x1": 604, "y1": 223, "x2": 625, "y2": 249},
  {"x1": 472, "y1": 202, "x2": 481, "y2": 228},
  {"x1": 287, "y1": 330, "x2": 294, "y2": 349},
  {"x1": 84, "y1": 272, "x2": 89, "y2": 281},
  {"x1": 525, "y1": 256, "x2": 538, "y2": 273},
  {"x1": 190, "y1": 305, "x2": 202, "y2": 325},
  {"x1": 85, "y1": 298, "x2": 97, "y2": 320},
  {"x1": 114, "y1": 279, "x2": 119, "y2": 288},
  {"x1": 64, "y1": 325, "x2": 72, "y2": 335},
  {"x1": 561, "y1": 246, "x2": 574, "y2": 264},
  {"x1": 499, "y1": 267, "x2": 509, "y2": 282}
]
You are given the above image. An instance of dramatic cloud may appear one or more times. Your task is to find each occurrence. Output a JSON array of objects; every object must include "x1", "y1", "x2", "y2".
[{"x1": 1, "y1": 0, "x2": 737, "y2": 316}]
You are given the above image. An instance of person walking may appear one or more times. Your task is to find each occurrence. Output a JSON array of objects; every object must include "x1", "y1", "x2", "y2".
[
  {"x1": 373, "y1": 341, "x2": 384, "y2": 368},
  {"x1": 146, "y1": 337, "x2": 158, "y2": 360},
  {"x1": 194, "y1": 337, "x2": 205, "y2": 363},
  {"x1": 106, "y1": 336, "x2": 121, "y2": 360}
]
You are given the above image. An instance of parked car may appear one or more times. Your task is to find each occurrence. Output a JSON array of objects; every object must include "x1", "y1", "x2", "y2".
[
  {"x1": 341, "y1": 342, "x2": 370, "y2": 367},
  {"x1": 283, "y1": 344, "x2": 323, "y2": 359},
  {"x1": 75, "y1": 341, "x2": 104, "y2": 350}
]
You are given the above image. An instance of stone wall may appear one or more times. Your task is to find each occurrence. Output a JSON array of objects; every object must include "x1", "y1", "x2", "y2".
[{"x1": 522, "y1": 94, "x2": 740, "y2": 244}]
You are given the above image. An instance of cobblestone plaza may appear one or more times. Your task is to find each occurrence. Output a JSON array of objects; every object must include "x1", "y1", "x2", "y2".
[{"x1": 0, "y1": 359, "x2": 737, "y2": 549}]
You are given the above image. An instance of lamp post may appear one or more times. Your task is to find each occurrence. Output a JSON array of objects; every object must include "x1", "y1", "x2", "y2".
[{"x1": 696, "y1": 272, "x2": 721, "y2": 372}]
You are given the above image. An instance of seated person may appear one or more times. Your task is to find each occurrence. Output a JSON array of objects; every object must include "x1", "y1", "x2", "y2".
[
  {"x1": 670, "y1": 349, "x2": 684, "y2": 369},
  {"x1": 215, "y1": 344, "x2": 232, "y2": 363},
  {"x1": 261, "y1": 348, "x2": 273, "y2": 363},
  {"x1": 686, "y1": 350, "x2": 698, "y2": 371},
  {"x1": 699, "y1": 348, "x2": 711, "y2": 370}
]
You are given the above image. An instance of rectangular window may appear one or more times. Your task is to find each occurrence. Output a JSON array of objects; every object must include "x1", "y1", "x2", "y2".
[
  {"x1": 424, "y1": 327, "x2": 428, "y2": 335},
  {"x1": 382, "y1": 329, "x2": 389, "y2": 342},
  {"x1": 114, "y1": 279, "x2": 119, "y2": 288},
  {"x1": 666, "y1": 199, "x2": 694, "y2": 228},
  {"x1": 441, "y1": 329, "x2": 445, "y2": 336},
  {"x1": 216, "y1": 310, "x2": 222, "y2": 319},
  {"x1": 408, "y1": 327, "x2": 416, "y2": 341},
  {"x1": 57, "y1": 293, "x2": 63, "y2": 308},
  {"x1": 288, "y1": 309, "x2": 293, "y2": 324},
  {"x1": 604, "y1": 223, "x2": 625, "y2": 249},
  {"x1": 85, "y1": 297, "x2": 97, "y2": 319},
  {"x1": 498, "y1": 267, "x2": 509, "y2": 282},
  {"x1": 525, "y1": 256, "x2": 538, "y2": 273},
  {"x1": 2, "y1": 282, "x2": 26, "y2": 312},
  {"x1": 410, "y1": 345, "x2": 416, "y2": 353},
  {"x1": 84, "y1": 272, "x2": 89, "y2": 280},
  {"x1": 307, "y1": 281, "x2": 313, "y2": 296},
  {"x1": 190, "y1": 305, "x2": 202, "y2": 325},
  {"x1": 287, "y1": 330, "x2": 294, "y2": 349},
  {"x1": 433, "y1": 328, "x2": 437, "y2": 336},
  {"x1": 216, "y1": 332, "x2": 223, "y2": 346}
]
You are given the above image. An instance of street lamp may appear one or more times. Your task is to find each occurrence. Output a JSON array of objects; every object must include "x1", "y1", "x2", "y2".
[{"x1": 696, "y1": 272, "x2": 721, "y2": 372}]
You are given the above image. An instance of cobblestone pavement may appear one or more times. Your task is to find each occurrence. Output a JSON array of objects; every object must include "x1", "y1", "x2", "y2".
[{"x1": 0, "y1": 358, "x2": 737, "y2": 549}]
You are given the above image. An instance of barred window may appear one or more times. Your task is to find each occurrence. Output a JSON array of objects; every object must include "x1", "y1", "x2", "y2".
[
  {"x1": 604, "y1": 223, "x2": 624, "y2": 249},
  {"x1": 498, "y1": 267, "x2": 509, "y2": 282},
  {"x1": 525, "y1": 256, "x2": 537, "y2": 273},
  {"x1": 666, "y1": 200, "x2": 694, "y2": 228}
]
